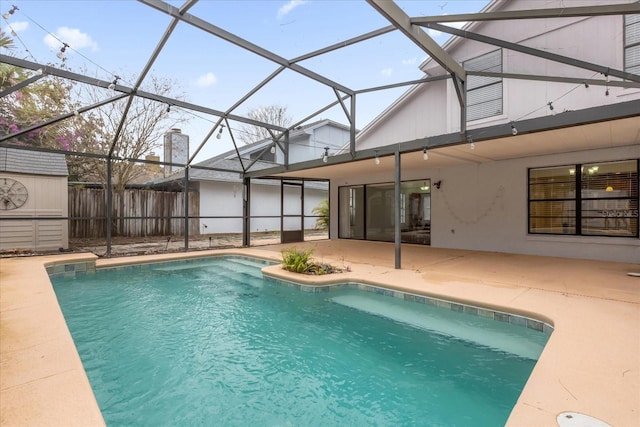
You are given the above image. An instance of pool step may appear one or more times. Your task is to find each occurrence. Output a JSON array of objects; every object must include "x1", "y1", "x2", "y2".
[{"x1": 330, "y1": 293, "x2": 545, "y2": 360}]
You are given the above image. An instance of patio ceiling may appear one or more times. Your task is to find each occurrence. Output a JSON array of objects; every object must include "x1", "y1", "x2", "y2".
[
  {"x1": 1, "y1": 0, "x2": 639, "y2": 177},
  {"x1": 268, "y1": 114, "x2": 640, "y2": 181}
]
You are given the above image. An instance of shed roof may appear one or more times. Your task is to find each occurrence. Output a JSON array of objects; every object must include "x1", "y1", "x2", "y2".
[{"x1": 0, "y1": 147, "x2": 68, "y2": 177}]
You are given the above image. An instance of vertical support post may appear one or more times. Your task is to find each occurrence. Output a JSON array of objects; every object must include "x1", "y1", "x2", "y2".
[
  {"x1": 106, "y1": 156, "x2": 112, "y2": 257},
  {"x1": 460, "y1": 78, "x2": 467, "y2": 135},
  {"x1": 280, "y1": 180, "x2": 284, "y2": 243},
  {"x1": 452, "y1": 74, "x2": 467, "y2": 135},
  {"x1": 183, "y1": 166, "x2": 189, "y2": 251},
  {"x1": 284, "y1": 131, "x2": 290, "y2": 169},
  {"x1": 394, "y1": 145, "x2": 401, "y2": 269},
  {"x1": 350, "y1": 94, "x2": 356, "y2": 158},
  {"x1": 300, "y1": 180, "x2": 305, "y2": 241},
  {"x1": 243, "y1": 177, "x2": 251, "y2": 247}
]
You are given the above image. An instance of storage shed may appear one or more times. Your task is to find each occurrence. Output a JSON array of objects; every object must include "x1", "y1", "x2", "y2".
[{"x1": 0, "y1": 147, "x2": 69, "y2": 251}]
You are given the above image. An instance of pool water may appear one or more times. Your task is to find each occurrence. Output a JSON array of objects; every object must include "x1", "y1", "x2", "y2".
[{"x1": 51, "y1": 257, "x2": 549, "y2": 426}]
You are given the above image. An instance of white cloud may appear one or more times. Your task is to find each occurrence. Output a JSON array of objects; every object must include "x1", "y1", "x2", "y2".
[
  {"x1": 196, "y1": 72, "x2": 218, "y2": 87},
  {"x1": 402, "y1": 57, "x2": 417, "y2": 66},
  {"x1": 6, "y1": 21, "x2": 29, "y2": 33},
  {"x1": 277, "y1": 0, "x2": 306, "y2": 19},
  {"x1": 381, "y1": 67, "x2": 393, "y2": 77},
  {"x1": 43, "y1": 26, "x2": 98, "y2": 51}
]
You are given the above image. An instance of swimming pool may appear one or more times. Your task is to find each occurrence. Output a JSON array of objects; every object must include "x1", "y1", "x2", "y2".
[{"x1": 51, "y1": 256, "x2": 550, "y2": 426}]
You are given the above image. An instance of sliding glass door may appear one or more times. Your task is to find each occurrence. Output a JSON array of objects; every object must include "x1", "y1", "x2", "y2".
[{"x1": 338, "y1": 180, "x2": 431, "y2": 245}]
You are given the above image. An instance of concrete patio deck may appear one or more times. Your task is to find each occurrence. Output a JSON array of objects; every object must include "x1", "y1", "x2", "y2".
[{"x1": 1, "y1": 240, "x2": 638, "y2": 426}]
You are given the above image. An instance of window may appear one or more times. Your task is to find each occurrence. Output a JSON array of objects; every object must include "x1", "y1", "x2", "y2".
[
  {"x1": 464, "y1": 49, "x2": 503, "y2": 121},
  {"x1": 625, "y1": 14, "x2": 640, "y2": 75},
  {"x1": 529, "y1": 160, "x2": 639, "y2": 237}
]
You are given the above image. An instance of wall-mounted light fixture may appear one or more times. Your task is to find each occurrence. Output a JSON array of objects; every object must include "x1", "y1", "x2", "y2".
[
  {"x1": 423, "y1": 147, "x2": 429, "y2": 160},
  {"x1": 374, "y1": 150, "x2": 380, "y2": 165},
  {"x1": 467, "y1": 136, "x2": 475, "y2": 150},
  {"x1": 270, "y1": 144, "x2": 276, "y2": 154},
  {"x1": 434, "y1": 180, "x2": 442, "y2": 189},
  {"x1": 510, "y1": 122, "x2": 518, "y2": 136},
  {"x1": 548, "y1": 101, "x2": 556, "y2": 115}
]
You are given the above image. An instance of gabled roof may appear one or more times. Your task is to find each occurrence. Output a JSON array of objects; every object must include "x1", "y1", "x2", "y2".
[
  {"x1": 151, "y1": 157, "x2": 274, "y2": 185},
  {"x1": 151, "y1": 119, "x2": 354, "y2": 186},
  {"x1": 0, "y1": 147, "x2": 68, "y2": 177},
  {"x1": 213, "y1": 119, "x2": 354, "y2": 162}
]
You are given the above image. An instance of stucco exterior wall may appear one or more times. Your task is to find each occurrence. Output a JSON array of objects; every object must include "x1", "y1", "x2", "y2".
[
  {"x1": 0, "y1": 173, "x2": 69, "y2": 251},
  {"x1": 429, "y1": 145, "x2": 638, "y2": 262},
  {"x1": 329, "y1": 145, "x2": 638, "y2": 263},
  {"x1": 198, "y1": 180, "x2": 328, "y2": 234},
  {"x1": 283, "y1": 125, "x2": 352, "y2": 164}
]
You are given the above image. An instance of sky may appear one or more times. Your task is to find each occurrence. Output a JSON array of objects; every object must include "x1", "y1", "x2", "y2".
[{"x1": 1, "y1": 0, "x2": 490, "y2": 162}]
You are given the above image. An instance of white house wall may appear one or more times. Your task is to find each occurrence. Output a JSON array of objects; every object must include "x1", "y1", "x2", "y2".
[
  {"x1": 329, "y1": 145, "x2": 638, "y2": 263},
  {"x1": 313, "y1": 126, "x2": 352, "y2": 153},
  {"x1": 0, "y1": 173, "x2": 68, "y2": 251},
  {"x1": 285, "y1": 126, "x2": 352, "y2": 164},
  {"x1": 430, "y1": 145, "x2": 639, "y2": 263},
  {"x1": 198, "y1": 181, "x2": 244, "y2": 234},
  {"x1": 356, "y1": 0, "x2": 640, "y2": 150},
  {"x1": 198, "y1": 180, "x2": 328, "y2": 234}
]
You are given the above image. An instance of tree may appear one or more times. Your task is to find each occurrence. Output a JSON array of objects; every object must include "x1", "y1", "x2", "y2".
[
  {"x1": 73, "y1": 74, "x2": 186, "y2": 235},
  {"x1": 78, "y1": 74, "x2": 186, "y2": 191},
  {"x1": 0, "y1": 31, "x2": 81, "y2": 150},
  {"x1": 1, "y1": 31, "x2": 187, "y2": 235},
  {"x1": 238, "y1": 104, "x2": 293, "y2": 144},
  {"x1": 1, "y1": 31, "x2": 185, "y2": 187}
]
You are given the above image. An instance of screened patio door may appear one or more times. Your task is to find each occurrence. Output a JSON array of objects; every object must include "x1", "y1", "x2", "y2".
[{"x1": 281, "y1": 180, "x2": 304, "y2": 243}]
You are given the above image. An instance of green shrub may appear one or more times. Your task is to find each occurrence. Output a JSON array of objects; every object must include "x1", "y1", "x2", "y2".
[
  {"x1": 280, "y1": 247, "x2": 342, "y2": 275},
  {"x1": 281, "y1": 247, "x2": 313, "y2": 273}
]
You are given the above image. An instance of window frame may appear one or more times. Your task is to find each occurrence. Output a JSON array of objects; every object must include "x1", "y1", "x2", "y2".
[
  {"x1": 528, "y1": 159, "x2": 639, "y2": 238},
  {"x1": 463, "y1": 49, "x2": 503, "y2": 122}
]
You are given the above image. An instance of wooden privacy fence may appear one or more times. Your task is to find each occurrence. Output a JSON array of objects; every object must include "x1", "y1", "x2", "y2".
[{"x1": 69, "y1": 187, "x2": 200, "y2": 238}]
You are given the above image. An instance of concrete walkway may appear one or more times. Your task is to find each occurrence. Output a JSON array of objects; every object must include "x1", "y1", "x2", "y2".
[{"x1": 1, "y1": 240, "x2": 638, "y2": 426}]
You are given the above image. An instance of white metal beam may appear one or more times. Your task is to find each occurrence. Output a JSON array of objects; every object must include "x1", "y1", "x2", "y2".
[
  {"x1": 411, "y1": 3, "x2": 640, "y2": 23},
  {"x1": 366, "y1": 0, "x2": 466, "y2": 79}
]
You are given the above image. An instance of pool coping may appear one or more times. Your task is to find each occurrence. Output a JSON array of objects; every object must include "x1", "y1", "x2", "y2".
[{"x1": 1, "y1": 246, "x2": 638, "y2": 426}]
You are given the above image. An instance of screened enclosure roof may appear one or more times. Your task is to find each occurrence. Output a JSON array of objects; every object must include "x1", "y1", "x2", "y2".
[{"x1": 1, "y1": 0, "x2": 639, "y2": 179}]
